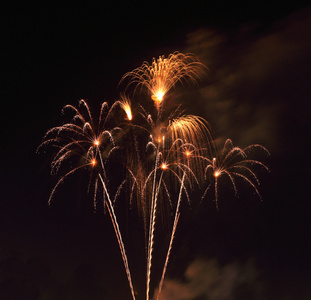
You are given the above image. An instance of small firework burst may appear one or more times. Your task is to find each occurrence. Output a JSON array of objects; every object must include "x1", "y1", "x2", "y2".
[
  {"x1": 201, "y1": 139, "x2": 270, "y2": 209},
  {"x1": 121, "y1": 52, "x2": 206, "y2": 109}
]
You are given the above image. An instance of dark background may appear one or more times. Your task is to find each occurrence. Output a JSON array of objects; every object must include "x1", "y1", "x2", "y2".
[{"x1": 2, "y1": 1, "x2": 311, "y2": 299}]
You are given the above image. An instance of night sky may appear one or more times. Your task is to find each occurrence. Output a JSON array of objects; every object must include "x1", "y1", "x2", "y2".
[{"x1": 2, "y1": 1, "x2": 311, "y2": 300}]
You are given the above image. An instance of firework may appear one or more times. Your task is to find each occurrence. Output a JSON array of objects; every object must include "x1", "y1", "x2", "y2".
[
  {"x1": 143, "y1": 139, "x2": 196, "y2": 300},
  {"x1": 167, "y1": 115, "x2": 215, "y2": 183},
  {"x1": 121, "y1": 52, "x2": 206, "y2": 110},
  {"x1": 38, "y1": 100, "x2": 136, "y2": 300},
  {"x1": 156, "y1": 171, "x2": 183, "y2": 300},
  {"x1": 120, "y1": 53, "x2": 211, "y2": 300},
  {"x1": 128, "y1": 108, "x2": 214, "y2": 210},
  {"x1": 201, "y1": 139, "x2": 270, "y2": 209},
  {"x1": 38, "y1": 100, "x2": 120, "y2": 203},
  {"x1": 39, "y1": 52, "x2": 269, "y2": 300}
]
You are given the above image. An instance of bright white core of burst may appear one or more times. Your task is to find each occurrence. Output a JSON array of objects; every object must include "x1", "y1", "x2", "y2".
[
  {"x1": 214, "y1": 170, "x2": 221, "y2": 177},
  {"x1": 161, "y1": 163, "x2": 167, "y2": 170}
]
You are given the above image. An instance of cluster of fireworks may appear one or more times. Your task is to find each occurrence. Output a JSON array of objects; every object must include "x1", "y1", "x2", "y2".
[{"x1": 38, "y1": 52, "x2": 269, "y2": 299}]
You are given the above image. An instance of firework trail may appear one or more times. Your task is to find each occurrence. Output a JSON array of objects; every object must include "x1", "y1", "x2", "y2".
[
  {"x1": 156, "y1": 139, "x2": 203, "y2": 299},
  {"x1": 98, "y1": 173, "x2": 136, "y2": 300},
  {"x1": 156, "y1": 171, "x2": 184, "y2": 300},
  {"x1": 146, "y1": 163, "x2": 163, "y2": 300},
  {"x1": 142, "y1": 138, "x2": 200, "y2": 300}
]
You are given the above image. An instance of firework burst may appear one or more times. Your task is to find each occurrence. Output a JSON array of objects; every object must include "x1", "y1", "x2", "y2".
[
  {"x1": 121, "y1": 52, "x2": 206, "y2": 109},
  {"x1": 38, "y1": 100, "x2": 125, "y2": 205},
  {"x1": 201, "y1": 139, "x2": 270, "y2": 209},
  {"x1": 38, "y1": 99, "x2": 136, "y2": 300}
]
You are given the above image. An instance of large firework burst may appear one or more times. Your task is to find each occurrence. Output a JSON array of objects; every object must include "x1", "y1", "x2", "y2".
[{"x1": 39, "y1": 52, "x2": 269, "y2": 300}]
